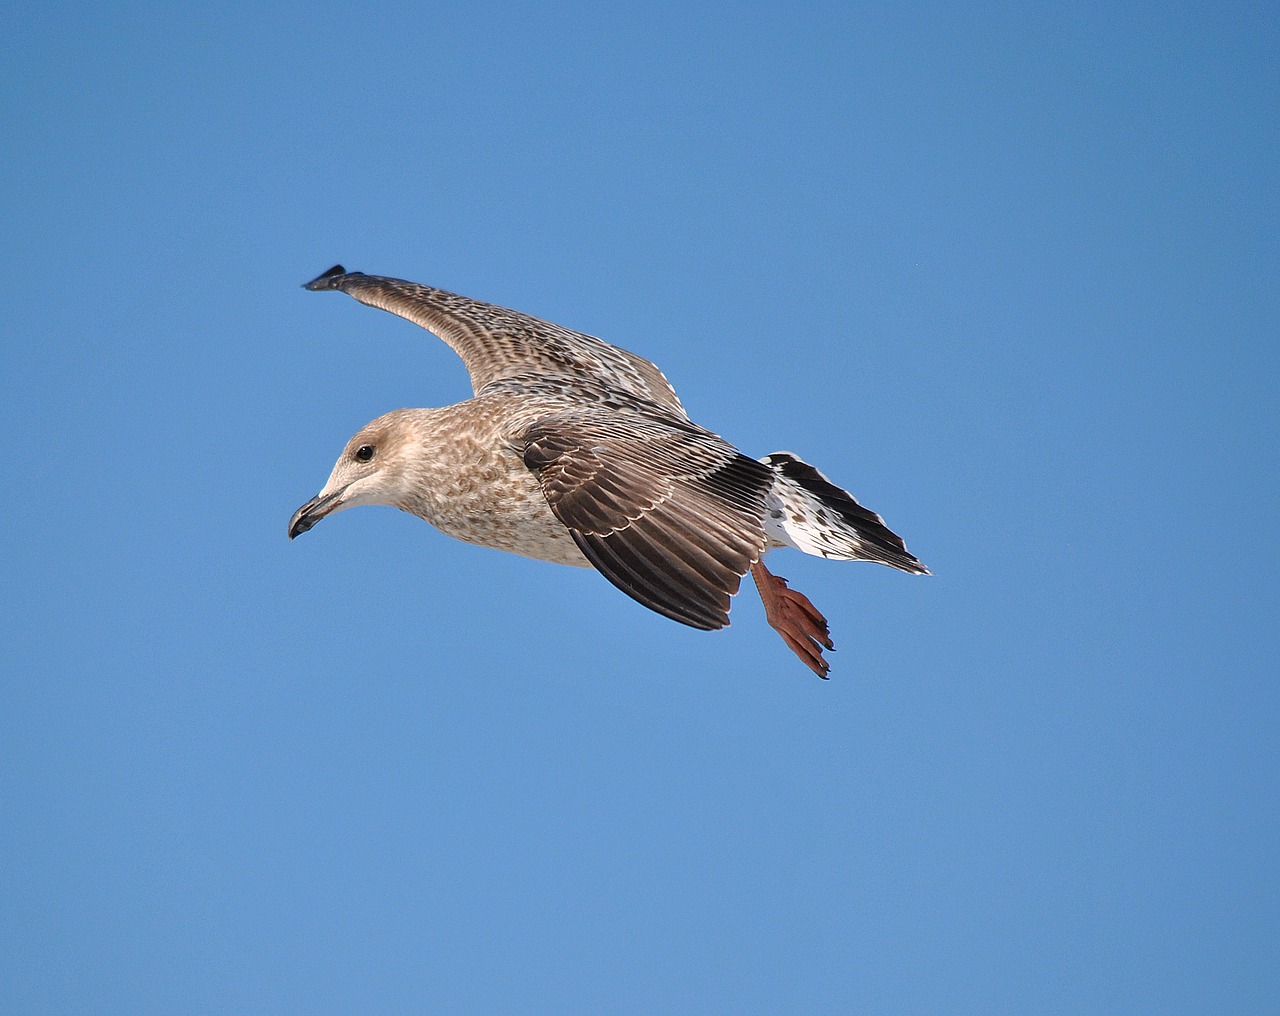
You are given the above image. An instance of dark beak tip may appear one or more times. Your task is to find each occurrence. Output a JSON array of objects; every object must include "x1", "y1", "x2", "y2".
[
  {"x1": 287, "y1": 505, "x2": 312, "y2": 541},
  {"x1": 289, "y1": 489, "x2": 343, "y2": 540}
]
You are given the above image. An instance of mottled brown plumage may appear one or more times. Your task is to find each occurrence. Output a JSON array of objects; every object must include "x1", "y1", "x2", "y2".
[
  {"x1": 302, "y1": 265, "x2": 686, "y2": 416},
  {"x1": 290, "y1": 266, "x2": 927, "y2": 677}
]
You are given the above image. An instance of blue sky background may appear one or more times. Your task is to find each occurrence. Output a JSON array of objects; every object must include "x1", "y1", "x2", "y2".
[{"x1": 3, "y1": 3, "x2": 1276, "y2": 1012}]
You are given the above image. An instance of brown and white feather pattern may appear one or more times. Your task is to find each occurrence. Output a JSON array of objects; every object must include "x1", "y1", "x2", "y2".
[
  {"x1": 295, "y1": 265, "x2": 928, "y2": 678},
  {"x1": 304, "y1": 266, "x2": 686, "y2": 417},
  {"x1": 522, "y1": 408, "x2": 773, "y2": 630}
]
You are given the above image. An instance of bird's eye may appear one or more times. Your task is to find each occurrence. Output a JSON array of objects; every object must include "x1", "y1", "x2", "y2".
[{"x1": 355, "y1": 444, "x2": 375, "y2": 462}]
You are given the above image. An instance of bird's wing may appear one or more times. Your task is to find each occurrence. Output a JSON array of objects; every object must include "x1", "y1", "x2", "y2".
[
  {"x1": 303, "y1": 266, "x2": 687, "y2": 417},
  {"x1": 521, "y1": 409, "x2": 772, "y2": 630}
]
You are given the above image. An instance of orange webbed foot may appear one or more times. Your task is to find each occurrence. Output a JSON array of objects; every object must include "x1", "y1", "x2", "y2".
[{"x1": 750, "y1": 561, "x2": 835, "y2": 678}]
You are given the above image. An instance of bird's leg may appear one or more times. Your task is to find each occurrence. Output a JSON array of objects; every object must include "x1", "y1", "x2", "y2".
[{"x1": 750, "y1": 560, "x2": 835, "y2": 678}]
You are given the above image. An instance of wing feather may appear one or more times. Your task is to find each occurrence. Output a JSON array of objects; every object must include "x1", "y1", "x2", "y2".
[
  {"x1": 522, "y1": 410, "x2": 772, "y2": 630},
  {"x1": 304, "y1": 266, "x2": 686, "y2": 416}
]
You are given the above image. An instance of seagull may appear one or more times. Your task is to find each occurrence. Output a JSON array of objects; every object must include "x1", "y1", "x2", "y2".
[{"x1": 289, "y1": 266, "x2": 927, "y2": 677}]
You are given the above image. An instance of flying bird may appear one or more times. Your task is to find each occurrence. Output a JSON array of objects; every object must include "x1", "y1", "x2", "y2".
[{"x1": 289, "y1": 266, "x2": 927, "y2": 677}]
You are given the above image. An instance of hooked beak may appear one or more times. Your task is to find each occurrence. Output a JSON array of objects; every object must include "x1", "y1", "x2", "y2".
[{"x1": 288, "y1": 486, "x2": 348, "y2": 539}]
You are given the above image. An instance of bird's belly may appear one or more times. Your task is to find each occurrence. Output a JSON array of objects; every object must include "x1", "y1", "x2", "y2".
[{"x1": 420, "y1": 471, "x2": 590, "y2": 568}]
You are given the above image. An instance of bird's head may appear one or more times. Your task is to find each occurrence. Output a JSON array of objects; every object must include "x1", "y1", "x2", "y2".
[{"x1": 288, "y1": 410, "x2": 420, "y2": 539}]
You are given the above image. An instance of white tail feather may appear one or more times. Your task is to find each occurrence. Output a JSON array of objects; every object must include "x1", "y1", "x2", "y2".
[{"x1": 760, "y1": 452, "x2": 928, "y2": 574}]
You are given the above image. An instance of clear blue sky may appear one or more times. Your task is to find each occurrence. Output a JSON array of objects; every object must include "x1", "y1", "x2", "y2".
[{"x1": 3, "y1": 3, "x2": 1276, "y2": 1013}]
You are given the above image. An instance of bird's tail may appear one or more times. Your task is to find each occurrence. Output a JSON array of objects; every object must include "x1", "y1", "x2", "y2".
[{"x1": 760, "y1": 452, "x2": 929, "y2": 574}]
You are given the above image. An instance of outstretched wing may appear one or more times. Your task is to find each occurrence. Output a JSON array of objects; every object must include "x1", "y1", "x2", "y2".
[
  {"x1": 522, "y1": 409, "x2": 772, "y2": 630},
  {"x1": 303, "y1": 266, "x2": 687, "y2": 417}
]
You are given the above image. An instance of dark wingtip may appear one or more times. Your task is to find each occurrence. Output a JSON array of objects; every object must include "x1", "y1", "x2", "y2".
[{"x1": 302, "y1": 264, "x2": 350, "y2": 290}]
